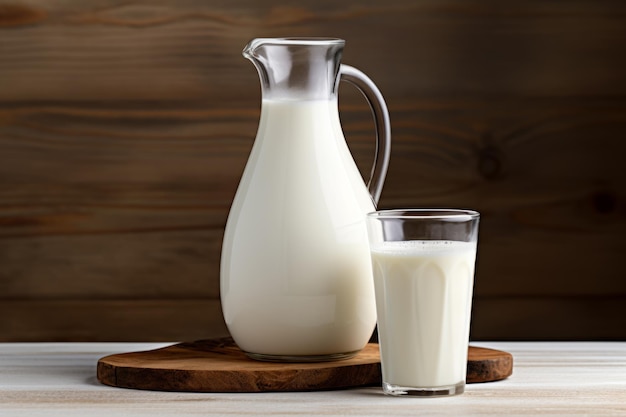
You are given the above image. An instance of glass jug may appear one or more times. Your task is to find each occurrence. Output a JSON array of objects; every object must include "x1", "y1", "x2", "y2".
[{"x1": 220, "y1": 38, "x2": 391, "y2": 362}]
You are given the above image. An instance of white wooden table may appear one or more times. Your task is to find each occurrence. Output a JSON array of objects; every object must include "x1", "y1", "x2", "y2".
[{"x1": 1, "y1": 342, "x2": 625, "y2": 416}]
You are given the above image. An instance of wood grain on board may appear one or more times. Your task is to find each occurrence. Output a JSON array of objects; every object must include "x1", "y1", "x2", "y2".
[{"x1": 97, "y1": 339, "x2": 513, "y2": 392}]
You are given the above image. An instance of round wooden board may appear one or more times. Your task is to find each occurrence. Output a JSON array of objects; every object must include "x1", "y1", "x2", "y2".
[{"x1": 97, "y1": 338, "x2": 512, "y2": 393}]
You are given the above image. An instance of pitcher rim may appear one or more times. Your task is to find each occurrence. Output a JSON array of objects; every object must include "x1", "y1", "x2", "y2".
[
  {"x1": 243, "y1": 37, "x2": 345, "y2": 56},
  {"x1": 249, "y1": 37, "x2": 344, "y2": 46}
]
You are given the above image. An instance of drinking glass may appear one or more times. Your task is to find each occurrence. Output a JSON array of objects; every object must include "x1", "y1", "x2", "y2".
[{"x1": 366, "y1": 209, "x2": 480, "y2": 396}]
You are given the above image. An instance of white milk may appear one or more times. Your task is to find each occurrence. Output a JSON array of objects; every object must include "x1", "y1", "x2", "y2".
[
  {"x1": 370, "y1": 240, "x2": 476, "y2": 388},
  {"x1": 220, "y1": 99, "x2": 377, "y2": 357}
]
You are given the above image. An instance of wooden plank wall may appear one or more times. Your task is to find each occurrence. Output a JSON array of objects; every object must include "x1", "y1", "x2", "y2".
[{"x1": 1, "y1": 0, "x2": 625, "y2": 341}]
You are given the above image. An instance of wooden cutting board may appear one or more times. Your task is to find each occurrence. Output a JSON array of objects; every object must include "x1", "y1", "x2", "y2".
[{"x1": 97, "y1": 338, "x2": 512, "y2": 393}]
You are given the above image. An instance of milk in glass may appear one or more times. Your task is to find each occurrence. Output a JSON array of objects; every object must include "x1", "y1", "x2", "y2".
[{"x1": 370, "y1": 240, "x2": 476, "y2": 388}]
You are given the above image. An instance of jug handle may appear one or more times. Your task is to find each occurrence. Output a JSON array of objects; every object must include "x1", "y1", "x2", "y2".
[{"x1": 339, "y1": 64, "x2": 391, "y2": 206}]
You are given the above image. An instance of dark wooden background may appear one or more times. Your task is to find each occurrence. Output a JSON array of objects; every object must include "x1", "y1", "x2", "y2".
[{"x1": 1, "y1": 0, "x2": 625, "y2": 342}]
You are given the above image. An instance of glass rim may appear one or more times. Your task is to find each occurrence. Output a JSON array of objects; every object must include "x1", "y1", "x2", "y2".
[{"x1": 367, "y1": 208, "x2": 480, "y2": 221}]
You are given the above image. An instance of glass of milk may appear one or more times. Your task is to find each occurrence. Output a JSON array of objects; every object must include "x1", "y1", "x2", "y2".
[{"x1": 366, "y1": 209, "x2": 480, "y2": 396}]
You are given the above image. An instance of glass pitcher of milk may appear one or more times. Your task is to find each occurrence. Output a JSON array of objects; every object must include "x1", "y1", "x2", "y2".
[{"x1": 220, "y1": 38, "x2": 391, "y2": 362}]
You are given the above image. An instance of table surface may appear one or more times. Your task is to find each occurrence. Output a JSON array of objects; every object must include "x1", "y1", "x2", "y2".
[{"x1": 1, "y1": 342, "x2": 625, "y2": 416}]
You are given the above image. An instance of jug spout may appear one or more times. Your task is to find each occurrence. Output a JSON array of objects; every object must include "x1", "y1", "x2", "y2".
[
  {"x1": 242, "y1": 38, "x2": 345, "y2": 101},
  {"x1": 241, "y1": 38, "x2": 266, "y2": 61}
]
